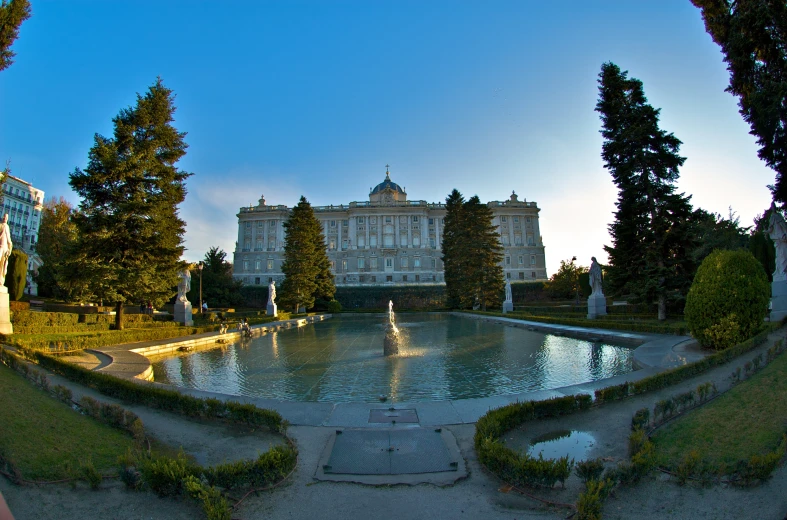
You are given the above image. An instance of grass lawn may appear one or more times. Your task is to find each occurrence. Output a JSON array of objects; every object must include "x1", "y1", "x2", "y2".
[
  {"x1": 0, "y1": 364, "x2": 136, "y2": 480},
  {"x1": 652, "y1": 348, "x2": 787, "y2": 465}
]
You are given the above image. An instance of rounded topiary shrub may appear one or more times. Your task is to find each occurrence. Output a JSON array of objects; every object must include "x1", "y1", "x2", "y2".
[{"x1": 685, "y1": 249, "x2": 769, "y2": 350}]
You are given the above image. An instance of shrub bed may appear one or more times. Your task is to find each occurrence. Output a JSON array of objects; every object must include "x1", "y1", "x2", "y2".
[{"x1": 7, "y1": 346, "x2": 287, "y2": 433}]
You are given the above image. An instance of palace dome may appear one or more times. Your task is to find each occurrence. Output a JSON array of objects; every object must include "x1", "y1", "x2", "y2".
[{"x1": 370, "y1": 171, "x2": 405, "y2": 195}]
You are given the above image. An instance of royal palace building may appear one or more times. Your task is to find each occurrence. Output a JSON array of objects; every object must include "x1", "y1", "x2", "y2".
[{"x1": 232, "y1": 169, "x2": 547, "y2": 286}]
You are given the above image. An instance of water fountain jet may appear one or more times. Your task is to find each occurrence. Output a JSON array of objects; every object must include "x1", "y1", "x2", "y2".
[{"x1": 384, "y1": 300, "x2": 401, "y2": 356}]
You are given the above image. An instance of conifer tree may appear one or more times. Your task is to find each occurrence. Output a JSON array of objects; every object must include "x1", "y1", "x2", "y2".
[
  {"x1": 0, "y1": 0, "x2": 31, "y2": 72},
  {"x1": 692, "y1": 0, "x2": 787, "y2": 205},
  {"x1": 442, "y1": 189, "x2": 469, "y2": 308},
  {"x1": 280, "y1": 196, "x2": 334, "y2": 313},
  {"x1": 69, "y1": 79, "x2": 191, "y2": 329},
  {"x1": 596, "y1": 62, "x2": 694, "y2": 320},
  {"x1": 186, "y1": 247, "x2": 244, "y2": 307},
  {"x1": 463, "y1": 196, "x2": 505, "y2": 310},
  {"x1": 442, "y1": 190, "x2": 505, "y2": 309}
]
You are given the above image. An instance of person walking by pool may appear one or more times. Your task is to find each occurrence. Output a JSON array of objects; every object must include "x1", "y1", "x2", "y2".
[{"x1": 241, "y1": 317, "x2": 251, "y2": 337}]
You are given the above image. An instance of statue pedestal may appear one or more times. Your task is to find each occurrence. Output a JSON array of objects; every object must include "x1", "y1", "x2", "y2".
[
  {"x1": 267, "y1": 302, "x2": 277, "y2": 317},
  {"x1": 587, "y1": 293, "x2": 607, "y2": 319},
  {"x1": 0, "y1": 288, "x2": 13, "y2": 335},
  {"x1": 502, "y1": 300, "x2": 513, "y2": 314},
  {"x1": 771, "y1": 280, "x2": 787, "y2": 323},
  {"x1": 174, "y1": 300, "x2": 193, "y2": 326}
]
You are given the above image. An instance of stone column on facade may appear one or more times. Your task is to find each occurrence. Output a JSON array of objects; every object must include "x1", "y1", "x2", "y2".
[
  {"x1": 421, "y1": 213, "x2": 428, "y2": 248},
  {"x1": 337, "y1": 220, "x2": 342, "y2": 250},
  {"x1": 394, "y1": 215, "x2": 400, "y2": 247},
  {"x1": 350, "y1": 217, "x2": 357, "y2": 249},
  {"x1": 435, "y1": 219, "x2": 441, "y2": 250},
  {"x1": 365, "y1": 216, "x2": 370, "y2": 249},
  {"x1": 407, "y1": 216, "x2": 412, "y2": 248}
]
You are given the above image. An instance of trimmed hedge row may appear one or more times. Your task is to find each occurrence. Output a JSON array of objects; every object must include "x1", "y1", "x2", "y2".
[
  {"x1": 3, "y1": 325, "x2": 218, "y2": 352},
  {"x1": 474, "y1": 324, "x2": 780, "y2": 497},
  {"x1": 471, "y1": 310, "x2": 690, "y2": 335},
  {"x1": 12, "y1": 311, "x2": 80, "y2": 327},
  {"x1": 474, "y1": 395, "x2": 592, "y2": 489},
  {"x1": 10, "y1": 346, "x2": 287, "y2": 433},
  {"x1": 593, "y1": 325, "x2": 776, "y2": 404},
  {"x1": 13, "y1": 323, "x2": 113, "y2": 334}
]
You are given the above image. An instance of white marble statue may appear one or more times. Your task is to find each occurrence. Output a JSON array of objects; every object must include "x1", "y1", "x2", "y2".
[
  {"x1": 177, "y1": 268, "x2": 191, "y2": 302},
  {"x1": 0, "y1": 214, "x2": 13, "y2": 287},
  {"x1": 768, "y1": 205, "x2": 787, "y2": 282},
  {"x1": 589, "y1": 256, "x2": 604, "y2": 296},
  {"x1": 504, "y1": 280, "x2": 512, "y2": 302},
  {"x1": 268, "y1": 281, "x2": 276, "y2": 304}
]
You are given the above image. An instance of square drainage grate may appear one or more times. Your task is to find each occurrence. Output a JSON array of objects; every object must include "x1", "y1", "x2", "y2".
[
  {"x1": 324, "y1": 429, "x2": 456, "y2": 475},
  {"x1": 368, "y1": 408, "x2": 419, "y2": 424}
]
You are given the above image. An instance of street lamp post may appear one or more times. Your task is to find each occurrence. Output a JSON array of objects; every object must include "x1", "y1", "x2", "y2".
[
  {"x1": 571, "y1": 256, "x2": 579, "y2": 305},
  {"x1": 198, "y1": 261, "x2": 204, "y2": 314}
]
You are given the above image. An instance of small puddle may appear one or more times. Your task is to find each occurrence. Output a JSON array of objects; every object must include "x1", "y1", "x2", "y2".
[{"x1": 527, "y1": 430, "x2": 595, "y2": 461}]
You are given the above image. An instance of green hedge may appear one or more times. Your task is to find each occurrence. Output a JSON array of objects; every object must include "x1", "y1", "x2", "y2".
[
  {"x1": 471, "y1": 310, "x2": 690, "y2": 335},
  {"x1": 474, "y1": 324, "x2": 779, "y2": 494},
  {"x1": 334, "y1": 285, "x2": 447, "y2": 310},
  {"x1": 12, "y1": 311, "x2": 80, "y2": 327},
  {"x1": 6, "y1": 346, "x2": 288, "y2": 433},
  {"x1": 3, "y1": 325, "x2": 218, "y2": 352}
]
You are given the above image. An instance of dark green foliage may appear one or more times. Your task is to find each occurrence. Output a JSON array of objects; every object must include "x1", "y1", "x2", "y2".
[
  {"x1": 692, "y1": 0, "x2": 787, "y2": 206},
  {"x1": 6, "y1": 248, "x2": 26, "y2": 300},
  {"x1": 689, "y1": 208, "x2": 750, "y2": 266},
  {"x1": 183, "y1": 476, "x2": 231, "y2": 520},
  {"x1": 545, "y1": 258, "x2": 587, "y2": 300},
  {"x1": 576, "y1": 478, "x2": 613, "y2": 520},
  {"x1": 442, "y1": 190, "x2": 505, "y2": 310},
  {"x1": 52, "y1": 384, "x2": 73, "y2": 404},
  {"x1": 280, "y1": 197, "x2": 335, "y2": 313},
  {"x1": 139, "y1": 452, "x2": 198, "y2": 497},
  {"x1": 0, "y1": 0, "x2": 31, "y2": 72},
  {"x1": 685, "y1": 249, "x2": 769, "y2": 350},
  {"x1": 187, "y1": 247, "x2": 244, "y2": 308},
  {"x1": 34, "y1": 197, "x2": 83, "y2": 299},
  {"x1": 631, "y1": 408, "x2": 650, "y2": 432},
  {"x1": 203, "y1": 445, "x2": 297, "y2": 489},
  {"x1": 597, "y1": 62, "x2": 695, "y2": 320},
  {"x1": 334, "y1": 285, "x2": 446, "y2": 310},
  {"x1": 68, "y1": 78, "x2": 191, "y2": 329},
  {"x1": 79, "y1": 458, "x2": 103, "y2": 490},
  {"x1": 575, "y1": 458, "x2": 605, "y2": 484},
  {"x1": 594, "y1": 382, "x2": 631, "y2": 403}
]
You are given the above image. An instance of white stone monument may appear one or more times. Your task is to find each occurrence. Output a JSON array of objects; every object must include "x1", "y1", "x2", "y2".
[
  {"x1": 768, "y1": 206, "x2": 787, "y2": 322},
  {"x1": 0, "y1": 214, "x2": 13, "y2": 334},
  {"x1": 267, "y1": 281, "x2": 278, "y2": 317},
  {"x1": 503, "y1": 280, "x2": 514, "y2": 313},
  {"x1": 174, "y1": 268, "x2": 193, "y2": 326},
  {"x1": 587, "y1": 256, "x2": 607, "y2": 319}
]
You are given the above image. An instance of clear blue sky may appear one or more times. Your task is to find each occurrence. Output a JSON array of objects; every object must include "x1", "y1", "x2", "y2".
[{"x1": 0, "y1": 1, "x2": 774, "y2": 276}]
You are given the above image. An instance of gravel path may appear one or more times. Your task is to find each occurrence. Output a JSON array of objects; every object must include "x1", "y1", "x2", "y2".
[{"x1": 2, "y1": 327, "x2": 787, "y2": 520}]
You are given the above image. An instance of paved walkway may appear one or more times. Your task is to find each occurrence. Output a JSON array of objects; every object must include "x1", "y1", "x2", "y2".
[{"x1": 2, "y1": 318, "x2": 786, "y2": 520}]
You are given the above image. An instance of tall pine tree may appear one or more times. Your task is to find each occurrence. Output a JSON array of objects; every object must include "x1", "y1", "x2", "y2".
[
  {"x1": 69, "y1": 79, "x2": 191, "y2": 329},
  {"x1": 692, "y1": 0, "x2": 787, "y2": 205},
  {"x1": 442, "y1": 189, "x2": 469, "y2": 308},
  {"x1": 280, "y1": 196, "x2": 334, "y2": 313},
  {"x1": 596, "y1": 62, "x2": 694, "y2": 320},
  {"x1": 442, "y1": 190, "x2": 505, "y2": 309}
]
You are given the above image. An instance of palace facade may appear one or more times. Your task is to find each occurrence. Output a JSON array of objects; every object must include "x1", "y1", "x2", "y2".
[{"x1": 232, "y1": 169, "x2": 547, "y2": 286}]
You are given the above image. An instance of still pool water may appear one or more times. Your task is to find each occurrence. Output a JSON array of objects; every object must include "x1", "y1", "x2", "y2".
[{"x1": 151, "y1": 314, "x2": 635, "y2": 403}]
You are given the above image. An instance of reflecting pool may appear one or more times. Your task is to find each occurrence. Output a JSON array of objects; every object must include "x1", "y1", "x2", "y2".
[{"x1": 151, "y1": 314, "x2": 635, "y2": 403}]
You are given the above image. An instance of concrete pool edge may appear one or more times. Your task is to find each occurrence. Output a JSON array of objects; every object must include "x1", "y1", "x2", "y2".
[
  {"x1": 101, "y1": 312, "x2": 703, "y2": 428},
  {"x1": 92, "y1": 314, "x2": 333, "y2": 382}
]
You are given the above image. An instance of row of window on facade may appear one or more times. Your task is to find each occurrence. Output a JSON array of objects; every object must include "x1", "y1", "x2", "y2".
[
  {"x1": 245, "y1": 270, "x2": 537, "y2": 285},
  {"x1": 240, "y1": 254, "x2": 537, "y2": 272},
  {"x1": 2, "y1": 184, "x2": 42, "y2": 204}
]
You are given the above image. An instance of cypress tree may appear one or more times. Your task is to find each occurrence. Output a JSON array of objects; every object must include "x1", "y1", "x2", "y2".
[
  {"x1": 442, "y1": 189, "x2": 468, "y2": 308},
  {"x1": 280, "y1": 196, "x2": 334, "y2": 313},
  {"x1": 68, "y1": 78, "x2": 191, "y2": 329},
  {"x1": 596, "y1": 62, "x2": 694, "y2": 320},
  {"x1": 463, "y1": 196, "x2": 505, "y2": 310},
  {"x1": 692, "y1": 0, "x2": 787, "y2": 205},
  {"x1": 6, "y1": 248, "x2": 27, "y2": 301},
  {"x1": 442, "y1": 190, "x2": 505, "y2": 310}
]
